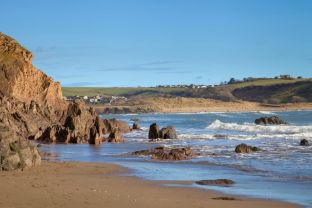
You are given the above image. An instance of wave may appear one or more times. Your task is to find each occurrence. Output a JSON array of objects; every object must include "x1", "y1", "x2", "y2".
[
  {"x1": 257, "y1": 111, "x2": 277, "y2": 115},
  {"x1": 207, "y1": 119, "x2": 312, "y2": 134}
]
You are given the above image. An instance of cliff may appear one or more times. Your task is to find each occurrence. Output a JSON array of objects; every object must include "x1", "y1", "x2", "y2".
[{"x1": 0, "y1": 32, "x2": 66, "y2": 110}]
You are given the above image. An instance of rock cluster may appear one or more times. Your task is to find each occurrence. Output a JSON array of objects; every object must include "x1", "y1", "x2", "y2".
[
  {"x1": 133, "y1": 146, "x2": 193, "y2": 160},
  {"x1": 148, "y1": 123, "x2": 177, "y2": 140},
  {"x1": 235, "y1": 143, "x2": 260, "y2": 153},
  {"x1": 255, "y1": 116, "x2": 287, "y2": 125}
]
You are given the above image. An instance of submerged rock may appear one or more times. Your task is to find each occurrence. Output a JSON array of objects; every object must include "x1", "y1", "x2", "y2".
[
  {"x1": 195, "y1": 179, "x2": 235, "y2": 186},
  {"x1": 300, "y1": 139, "x2": 309, "y2": 146},
  {"x1": 133, "y1": 146, "x2": 193, "y2": 161},
  {"x1": 235, "y1": 143, "x2": 260, "y2": 153},
  {"x1": 255, "y1": 116, "x2": 287, "y2": 125}
]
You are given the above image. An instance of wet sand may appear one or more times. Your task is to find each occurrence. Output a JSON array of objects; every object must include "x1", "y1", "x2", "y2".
[{"x1": 0, "y1": 161, "x2": 301, "y2": 208}]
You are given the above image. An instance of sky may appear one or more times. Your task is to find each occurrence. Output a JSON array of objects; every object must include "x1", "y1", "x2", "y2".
[{"x1": 1, "y1": 0, "x2": 312, "y2": 87}]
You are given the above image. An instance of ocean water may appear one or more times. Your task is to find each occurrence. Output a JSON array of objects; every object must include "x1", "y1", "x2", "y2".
[{"x1": 40, "y1": 111, "x2": 312, "y2": 207}]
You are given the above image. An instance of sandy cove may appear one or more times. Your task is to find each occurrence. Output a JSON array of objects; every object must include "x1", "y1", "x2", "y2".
[
  {"x1": 0, "y1": 161, "x2": 300, "y2": 208},
  {"x1": 92, "y1": 97, "x2": 312, "y2": 114}
]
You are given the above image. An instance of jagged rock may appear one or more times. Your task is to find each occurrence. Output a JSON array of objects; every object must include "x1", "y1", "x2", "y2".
[
  {"x1": 0, "y1": 124, "x2": 41, "y2": 171},
  {"x1": 89, "y1": 125, "x2": 102, "y2": 145},
  {"x1": 255, "y1": 116, "x2": 287, "y2": 125},
  {"x1": 195, "y1": 179, "x2": 235, "y2": 186},
  {"x1": 235, "y1": 143, "x2": 260, "y2": 153},
  {"x1": 133, "y1": 146, "x2": 193, "y2": 160},
  {"x1": 300, "y1": 139, "x2": 309, "y2": 146},
  {"x1": 160, "y1": 126, "x2": 177, "y2": 139},
  {"x1": 37, "y1": 124, "x2": 70, "y2": 143},
  {"x1": 148, "y1": 123, "x2": 160, "y2": 139},
  {"x1": 106, "y1": 131, "x2": 124, "y2": 143},
  {"x1": 103, "y1": 118, "x2": 130, "y2": 134}
]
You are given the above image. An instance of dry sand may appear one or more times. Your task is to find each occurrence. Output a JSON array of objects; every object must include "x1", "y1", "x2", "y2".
[{"x1": 0, "y1": 161, "x2": 301, "y2": 208}]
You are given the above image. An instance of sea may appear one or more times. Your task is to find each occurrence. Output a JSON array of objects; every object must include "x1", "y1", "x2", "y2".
[{"x1": 39, "y1": 111, "x2": 312, "y2": 207}]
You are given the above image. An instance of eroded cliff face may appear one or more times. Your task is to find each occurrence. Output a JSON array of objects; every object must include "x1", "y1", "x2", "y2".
[{"x1": 0, "y1": 32, "x2": 66, "y2": 110}]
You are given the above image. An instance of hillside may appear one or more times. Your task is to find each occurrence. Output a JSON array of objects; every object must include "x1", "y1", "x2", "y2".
[{"x1": 62, "y1": 78, "x2": 312, "y2": 104}]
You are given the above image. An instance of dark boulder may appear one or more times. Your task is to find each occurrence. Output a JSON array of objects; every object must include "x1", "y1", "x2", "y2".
[
  {"x1": 148, "y1": 123, "x2": 161, "y2": 139},
  {"x1": 300, "y1": 139, "x2": 309, "y2": 146},
  {"x1": 160, "y1": 126, "x2": 177, "y2": 139},
  {"x1": 255, "y1": 116, "x2": 287, "y2": 125},
  {"x1": 195, "y1": 179, "x2": 235, "y2": 186},
  {"x1": 235, "y1": 143, "x2": 260, "y2": 153}
]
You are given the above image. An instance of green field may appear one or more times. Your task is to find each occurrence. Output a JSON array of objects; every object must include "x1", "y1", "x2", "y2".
[
  {"x1": 62, "y1": 87, "x2": 186, "y2": 97},
  {"x1": 62, "y1": 78, "x2": 312, "y2": 103}
]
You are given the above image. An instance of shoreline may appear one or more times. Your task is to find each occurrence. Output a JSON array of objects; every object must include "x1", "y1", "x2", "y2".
[{"x1": 0, "y1": 161, "x2": 301, "y2": 208}]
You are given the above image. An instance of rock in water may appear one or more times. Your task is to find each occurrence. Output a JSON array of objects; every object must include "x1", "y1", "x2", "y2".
[
  {"x1": 148, "y1": 123, "x2": 161, "y2": 139},
  {"x1": 132, "y1": 122, "x2": 141, "y2": 130},
  {"x1": 235, "y1": 143, "x2": 260, "y2": 153},
  {"x1": 133, "y1": 146, "x2": 193, "y2": 160},
  {"x1": 148, "y1": 123, "x2": 177, "y2": 139},
  {"x1": 195, "y1": 179, "x2": 235, "y2": 186},
  {"x1": 0, "y1": 124, "x2": 41, "y2": 171},
  {"x1": 300, "y1": 139, "x2": 309, "y2": 146},
  {"x1": 160, "y1": 126, "x2": 177, "y2": 139},
  {"x1": 255, "y1": 116, "x2": 287, "y2": 125}
]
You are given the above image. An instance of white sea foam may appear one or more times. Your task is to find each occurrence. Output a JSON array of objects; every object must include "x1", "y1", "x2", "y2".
[
  {"x1": 257, "y1": 111, "x2": 277, "y2": 115},
  {"x1": 207, "y1": 119, "x2": 312, "y2": 135}
]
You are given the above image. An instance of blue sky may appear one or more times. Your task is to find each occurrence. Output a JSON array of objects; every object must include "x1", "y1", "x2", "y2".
[{"x1": 1, "y1": 0, "x2": 312, "y2": 87}]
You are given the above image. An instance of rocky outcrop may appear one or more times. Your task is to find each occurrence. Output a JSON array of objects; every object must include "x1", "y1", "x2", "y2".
[
  {"x1": 103, "y1": 118, "x2": 130, "y2": 134},
  {"x1": 0, "y1": 124, "x2": 41, "y2": 171},
  {"x1": 195, "y1": 179, "x2": 235, "y2": 186},
  {"x1": 148, "y1": 123, "x2": 177, "y2": 140},
  {"x1": 255, "y1": 116, "x2": 287, "y2": 125},
  {"x1": 300, "y1": 139, "x2": 309, "y2": 146},
  {"x1": 235, "y1": 143, "x2": 260, "y2": 153},
  {"x1": 0, "y1": 32, "x2": 133, "y2": 170},
  {"x1": 133, "y1": 146, "x2": 193, "y2": 160}
]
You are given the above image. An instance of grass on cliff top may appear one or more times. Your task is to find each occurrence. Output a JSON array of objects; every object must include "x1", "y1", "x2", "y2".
[
  {"x1": 221, "y1": 78, "x2": 311, "y2": 90},
  {"x1": 62, "y1": 78, "x2": 311, "y2": 97},
  {"x1": 62, "y1": 87, "x2": 186, "y2": 97}
]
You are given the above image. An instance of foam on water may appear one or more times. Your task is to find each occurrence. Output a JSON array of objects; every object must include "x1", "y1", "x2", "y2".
[{"x1": 207, "y1": 119, "x2": 312, "y2": 135}]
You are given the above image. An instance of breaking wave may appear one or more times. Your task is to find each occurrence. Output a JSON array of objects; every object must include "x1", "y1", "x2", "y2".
[{"x1": 207, "y1": 119, "x2": 312, "y2": 135}]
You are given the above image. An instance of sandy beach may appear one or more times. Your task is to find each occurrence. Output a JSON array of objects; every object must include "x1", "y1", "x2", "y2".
[
  {"x1": 92, "y1": 97, "x2": 312, "y2": 114},
  {"x1": 0, "y1": 161, "x2": 300, "y2": 208}
]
